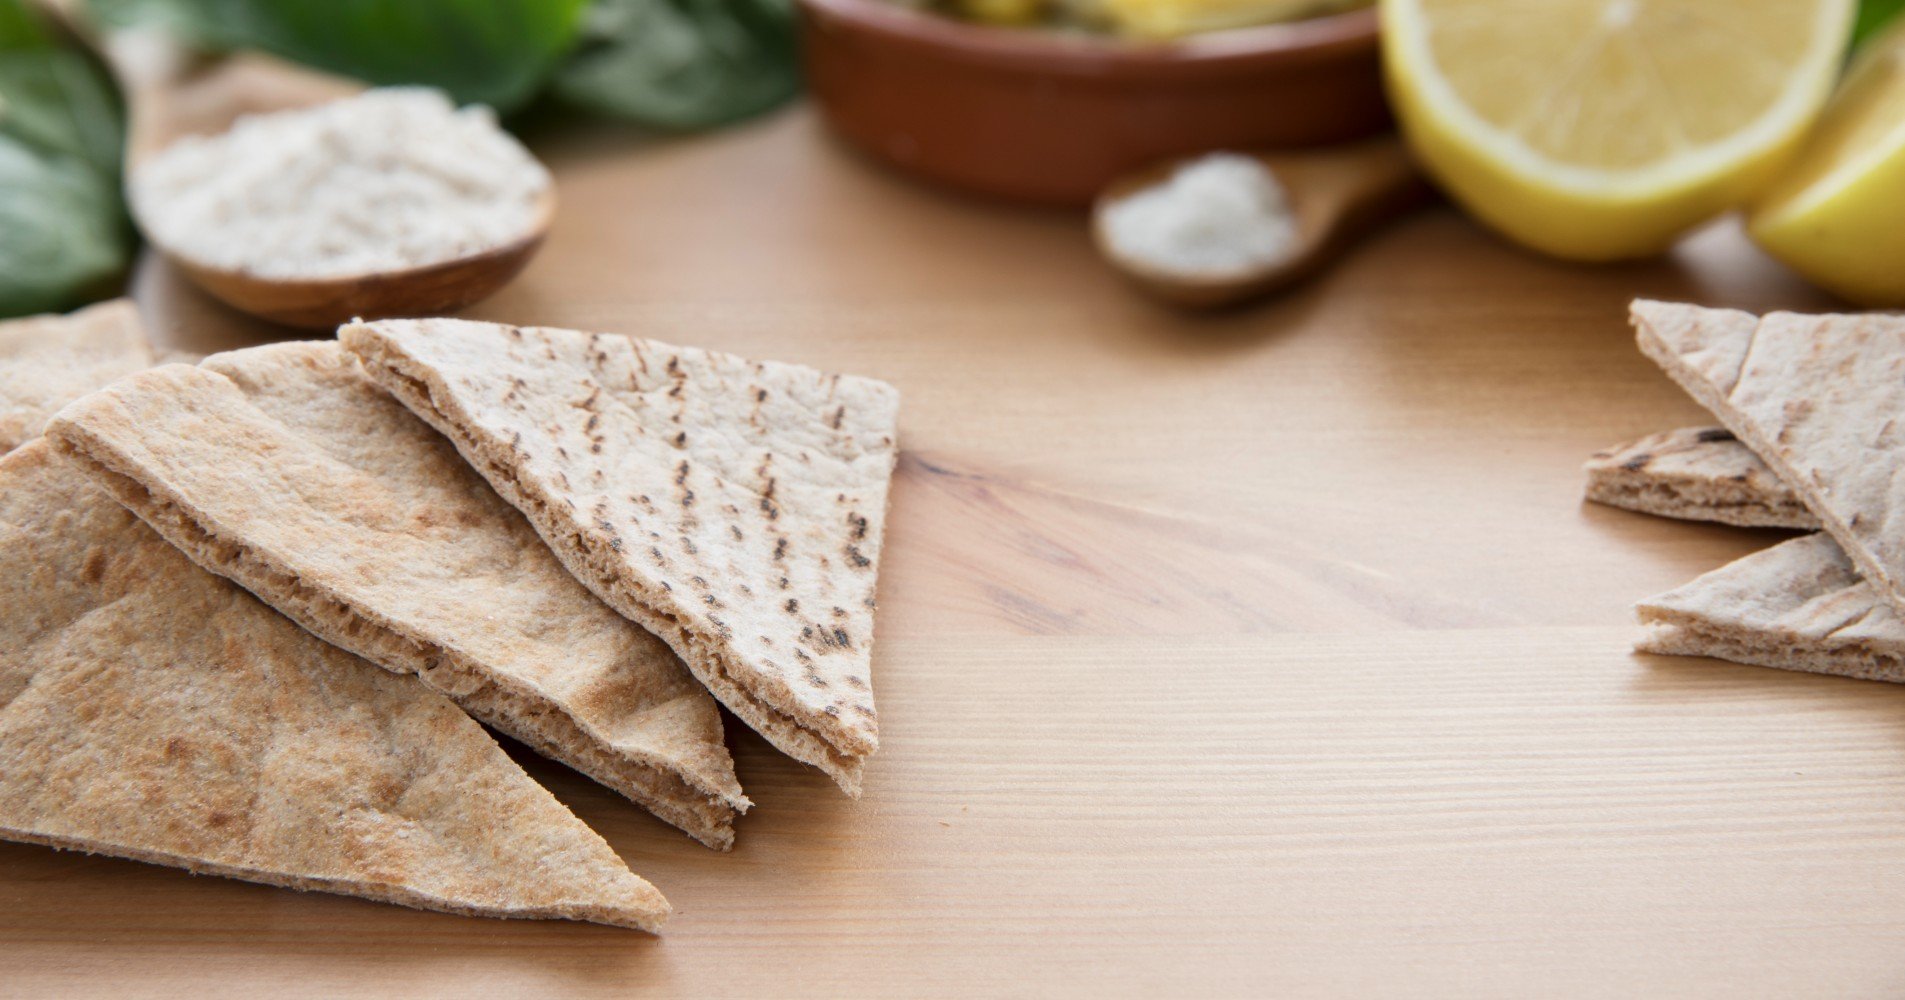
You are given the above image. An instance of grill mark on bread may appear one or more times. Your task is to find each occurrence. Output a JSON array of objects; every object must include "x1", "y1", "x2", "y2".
[
  {"x1": 80, "y1": 548, "x2": 108, "y2": 584},
  {"x1": 360, "y1": 367, "x2": 868, "y2": 776},
  {"x1": 344, "y1": 321, "x2": 894, "y2": 791}
]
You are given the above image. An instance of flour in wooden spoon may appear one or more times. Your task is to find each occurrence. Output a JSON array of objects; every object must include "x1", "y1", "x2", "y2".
[
  {"x1": 1102, "y1": 154, "x2": 1298, "y2": 278},
  {"x1": 130, "y1": 88, "x2": 549, "y2": 281}
]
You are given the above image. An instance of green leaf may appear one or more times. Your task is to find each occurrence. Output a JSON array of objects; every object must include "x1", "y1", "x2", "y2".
[
  {"x1": 89, "y1": 0, "x2": 590, "y2": 112},
  {"x1": 0, "y1": 139, "x2": 127, "y2": 317},
  {"x1": 0, "y1": 0, "x2": 129, "y2": 318},
  {"x1": 552, "y1": 0, "x2": 800, "y2": 130},
  {"x1": 1855, "y1": 0, "x2": 1905, "y2": 48},
  {"x1": 0, "y1": 49, "x2": 125, "y2": 182},
  {"x1": 0, "y1": 0, "x2": 50, "y2": 47}
]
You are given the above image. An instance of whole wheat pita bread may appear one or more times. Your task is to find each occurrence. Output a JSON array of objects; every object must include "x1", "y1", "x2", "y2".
[
  {"x1": 1636, "y1": 533, "x2": 1905, "y2": 683},
  {"x1": 0, "y1": 440, "x2": 669, "y2": 931},
  {"x1": 1584, "y1": 426, "x2": 1816, "y2": 529},
  {"x1": 343, "y1": 319, "x2": 898, "y2": 795},
  {"x1": 1634, "y1": 300, "x2": 1905, "y2": 617},
  {"x1": 0, "y1": 299, "x2": 153, "y2": 453},
  {"x1": 46, "y1": 343, "x2": 746, "y2": 848}
]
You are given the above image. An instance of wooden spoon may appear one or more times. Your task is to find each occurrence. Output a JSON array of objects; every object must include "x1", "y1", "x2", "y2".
[
  {"x1": 1092, "y1": 137, "x2": 1431, "y2": 309},
  {"x1": 103, "y1": 30, "x2": 553, "y2": 330}
]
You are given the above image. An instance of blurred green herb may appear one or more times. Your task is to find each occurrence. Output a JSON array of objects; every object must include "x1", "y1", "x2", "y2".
[
  {"x1": 89, "y1": 0, "x2": 591, "y2": 112},
  {"x1": 1855, "y1": 0, "x2": 1905, "y2": 48},
  {"x1": 552, "y1": 0, "x2": 799, "y2": 130},
  {"x1": 0, "y1": 0, "x2": 130, "y2": 318}
]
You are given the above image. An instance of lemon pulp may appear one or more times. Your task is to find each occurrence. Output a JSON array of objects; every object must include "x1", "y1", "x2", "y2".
[{"x1": 1384, "y1": 0, "x2": 1855, "y2": 260}]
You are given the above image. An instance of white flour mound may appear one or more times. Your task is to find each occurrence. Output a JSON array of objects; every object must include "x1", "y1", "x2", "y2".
[
  {"x1": 131, "y1": 88, "x2": 551, "y2": 280},
  {"x1": 1101, "y1": 153, "x2": 1298, "y2": 278}
]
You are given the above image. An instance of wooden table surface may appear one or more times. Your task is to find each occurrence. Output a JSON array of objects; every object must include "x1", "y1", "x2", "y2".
[{"x1": 7, "y1": 105, "x2": 1901, "y2": 999}]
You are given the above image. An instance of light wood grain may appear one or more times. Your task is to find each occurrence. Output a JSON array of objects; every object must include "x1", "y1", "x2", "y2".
[{"x1": 8, "y1": 106, "x2": 1898, "y2": 998}]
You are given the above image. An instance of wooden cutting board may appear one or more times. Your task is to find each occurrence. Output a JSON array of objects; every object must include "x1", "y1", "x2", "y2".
[{"x1": 9, "y1": 106, "x2": 1899, "y2": 998}]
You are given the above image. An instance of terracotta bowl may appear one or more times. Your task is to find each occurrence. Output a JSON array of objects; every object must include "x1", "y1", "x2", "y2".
[{"x1": 798, "y1": 0, "x2": 1387, "y2": 206}]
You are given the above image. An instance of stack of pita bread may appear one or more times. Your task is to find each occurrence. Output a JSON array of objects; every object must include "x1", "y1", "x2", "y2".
[
  {"x1": 1588, "y1": 300, "x2": 1905, "y2": 683},
  {"x1": 0, "y1": 306, "x2": 899, "y2": 932}
]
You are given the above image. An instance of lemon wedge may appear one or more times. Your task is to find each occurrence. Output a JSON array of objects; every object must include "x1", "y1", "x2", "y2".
[
  {"x1": 1748, "y1": 18, "x2": 1905, "y2": 305},
  {"x1": 1383, "y1": 0, "x2": 1855, "y2": 261}
]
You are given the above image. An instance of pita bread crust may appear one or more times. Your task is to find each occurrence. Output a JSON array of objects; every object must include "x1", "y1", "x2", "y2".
[
  {"x1": 343, "y1": 319, "x2": 898, "y2": 795},
  {"x1": 46, "y1": 344, "x2": 745, "y2": 848},
  {"x1": 1636, "y1": 533, "x2": 1905, "y2": 683},
  {"x1": 0, "y1": 299, "x2": 153, "y2": 453},
  {"x1": 1639, "y1": 622, "x2": 1905, "y2": 683},
  {"x1": 1634, "y1": 300, "x2": 1905, "y2": 617},
  {"x1": 1583, "y1": 426, "x2": 1817, "y2": 529},
  {"x1": 0, "y1": 441, "x2": 669, "y2": 931}
]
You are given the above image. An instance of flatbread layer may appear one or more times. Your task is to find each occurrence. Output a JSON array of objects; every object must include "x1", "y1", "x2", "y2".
[
  {"x1": 1634, "y1": 300, "x2": 1905, "y2": 617},
  {"x1": 1583, "y1": 426, "x2": 1816, "y2": 529},
  {"x1": 0, "y1": 299, "x2": 153, "y2": 452},
  {"x1": 343, "y1": 319, "x2": 898, "y2": 795},
  {"x1": 1636, "y1": 533, "x2": 1905, "y2": 683},
  {"x1": 46, "y1": 343, "x2": 746, "y2": 848},
  {"x1": 0, "y1": 441, "x2": 669, "y2": 931}
]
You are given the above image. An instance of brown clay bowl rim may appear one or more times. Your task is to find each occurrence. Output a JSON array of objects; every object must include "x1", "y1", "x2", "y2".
[{"x1": 798, "y1": 0, "x2": 1379, "y2": 78}]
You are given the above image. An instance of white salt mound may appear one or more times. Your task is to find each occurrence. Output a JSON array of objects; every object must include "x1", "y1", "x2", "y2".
[
  {"x1": 131, "y1": 88, "x2": 551, "y2": 281},
  {"x1": 1102, "y1": 153, "x2": 1297, "y2": 278}
]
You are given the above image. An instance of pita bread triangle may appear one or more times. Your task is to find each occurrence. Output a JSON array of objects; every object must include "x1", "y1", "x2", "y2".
[
  {"x1": 0, "y1": 299, "x2": 154, "y2": 453},
  {"x1": 1637, "y1": 533, "x2": 1905, "y2": 684},
  {"x1": 0, "y1": 441, "x2": 669, "y2": 931},
  {"x1": 1583, "y1": 426, "x2": 1816, "y2": 529},
  {"x1": 344, "y1": 319, "x2": 898, "y2": 795},
  {"x1": 46, "y1": 342, "x2": 746, "y2": 848},
  {"x1": 1633, "y1": 300, "x2": 1905, "y2": 616}
]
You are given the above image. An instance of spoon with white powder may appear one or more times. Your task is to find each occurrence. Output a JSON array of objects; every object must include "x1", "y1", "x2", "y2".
[
  {"x1": 1093, "y1": 139, "x2": 1428, "y2": 309},
  {"x1": 108, "y1": 34, "x2": 553, "y2": 328}
]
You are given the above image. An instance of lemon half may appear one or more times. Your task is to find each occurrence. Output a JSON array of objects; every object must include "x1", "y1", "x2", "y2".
[
  {"x1": 1748, "y1": 18, "x2": 1905, "y2": 305},
  {"x1": 1384, "y1": 0, "x2": 1855, "y2": 261}
]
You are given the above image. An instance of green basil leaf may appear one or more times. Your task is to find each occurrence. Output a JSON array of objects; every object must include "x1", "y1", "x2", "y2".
[
  {"x1": 1855, "y1": 0, "x2": 1905, "y2": 48},
  {"x1": 553, "y1": 0, "x2": 800, "y2": 130},
  {"x1": 89, "y1": 0, "x2": 590, "y2": 113},
  {"x1": 0, "y1": 0, "x2": 49, "y2": 47},
  {"x1": 0, "y1": 137, "x2": 128, "y2": 318},
  {"x1": 0, "y1": 48, "x2": 124, "y2": 183},
  {"x1": 0, "y1": 0, "x2": 129, "y2": 318}
]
